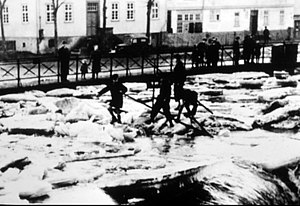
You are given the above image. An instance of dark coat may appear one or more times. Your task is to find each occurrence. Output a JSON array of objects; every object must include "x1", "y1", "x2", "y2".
[
  {"x1": 58, "y1": 46, "x2": 70, "y2": 76},
  {"x1": 173, "y1": 60, "x2": 186, "y2": 85},
  {"x1": 98, "y1": 81, "x2": 128, "y2": 108},
  {"x1": 151, "y1": 78, "x2": 172, "y2": 122},
  {"x1": 90, "y1": 49, "x2": 102, "y2": 73}
]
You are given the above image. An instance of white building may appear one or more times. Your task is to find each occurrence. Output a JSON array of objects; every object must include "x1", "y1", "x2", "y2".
[
  {"x1": 166, "y1": 0, "x2": 295, "y2": 45},
  {"x1": 294, "y1": 0, "x2": 300, "y2": 38},
  {"x1": 1, "y1": 0, "x2": 167, "y2": 53}
]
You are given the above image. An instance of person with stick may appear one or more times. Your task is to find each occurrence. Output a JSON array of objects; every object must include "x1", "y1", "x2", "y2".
[
  {"x1": 175, "y1": 88, "x2": 198, "y2": 122},
  {"x1": 150, "y1": 76, "x2": 174, "y2": 127},
  {"x1": 97, "y1": 74, "x2": 128, "y2": 124}
]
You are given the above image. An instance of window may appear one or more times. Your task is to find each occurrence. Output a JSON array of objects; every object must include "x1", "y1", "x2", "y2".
[
  {"x1": 3, "y1": 6, "x2": 9, "y2": 24},
  {"x1": 177, "y1": 14, "x2": 183, "y2": 33},
  {"x1": 87, "y1": 3, "x2": 98, "y2": 11},
  {"x1": 184, "y1": 14, "x2": 188, "y2": 21},
  {"x1": 190, "y1": 14, "x2": 193, "y2": 21},
  {"x1": 234, "y1": 12, "x2": 240, "y2": 27},
  {"x1": 264, "y1": 10, "x2": 269, "y2": 26},
  {"x1": 65, "y1": 4, "x2": 73, "y2": 22},
  {"x1": 280, "y1": 10, "x2": 284, "y2": 25},
  {"x1": 195, "y1": 14, "x2": 201, "y2": 21},
  {"x1": 210, "y1": 10, "x2": 220, "y2": 22},
  {"x1": 22, "y1": 5, "x2": 29, "y2": 23},
  {"x1": 127, "y1": 2, "x2": 134, "y2": 20},
  {"x1": 111, "y1": 3, "x2": 119, "y2": 21},
  {"x1": 48, "y1": 39, "x2": 55, "y2": 48},
  {"x1": 152, "y1": 2, "x2": 158, "y2": 19},
  {"x1": 46, "y1": 4, "x2": 54, "y2": 23}
]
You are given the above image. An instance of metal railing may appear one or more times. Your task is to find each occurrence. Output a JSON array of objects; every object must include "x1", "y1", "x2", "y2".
[{"x1": 0, "y1": 41, "x2": 296, "y2": 91}]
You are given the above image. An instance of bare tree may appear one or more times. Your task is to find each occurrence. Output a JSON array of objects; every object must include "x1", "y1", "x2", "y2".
[
  {"x1": 52, "y1": 0, "x2": 64, "y2": 53},
  {"x1": 101, "y1": 0, "x2": 107, "y2": 51},
  {"x1": 146, "y1": 0, "x2": 154, "y2": 41},
  {"x1": 0, "y1": 0, "x2": 7, "y2": 52}
]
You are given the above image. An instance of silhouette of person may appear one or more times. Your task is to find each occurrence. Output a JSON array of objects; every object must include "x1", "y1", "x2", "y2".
[
  {"x1": 233, "y1": 36, "x2": 240, "y2": 66},
  {"x1": 206, "y1": 38, "x2": 214, "y2": 67},
  {"x1": 197, "y1": 38, "x2": 208, "y2": 67},
  {"x1": 263, "y1": 26, "x2": 270, "y2": 44},
  {"x1": 90, "y1": 45, "x2": 102, "y2": 79},
  {"x1": 243, "y1": 35, "x2": 251, "y2": 64},
  {"x1": 97, "y1": 74, "x2": 128, "y2": 124},
  {"x1": 175, "y1": 88, "x2": 198, "y2": 122},
  {"x1": 191, "y1": 45, "x2": 199, "y2": 69},
  {"x1": 211, "y1": 37, "x2": 221, "y2": 67},
  {"x1": 80, "y1": 59, "x2": 89, "y2": 80},
  {"x1": 249, "y1": 35, "x2": 256, "y2": 64},
  {"x1": 58, "y1": 41, "x2": 70, "y2": 82},
  {"x1": 254, "y1": 40, "x2": 261, "y2": 64},
  {"x1": 151, "y1": 76, "x2": 173, "y2": 127},
  {"x1": 173, "y1": 54, "x2": 186, "y2": 110}
]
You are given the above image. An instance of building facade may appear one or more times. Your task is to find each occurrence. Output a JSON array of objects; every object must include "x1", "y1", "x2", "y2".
[
  {"x1": 166, "y1": 0, "x2": 295, "y2": 45},
  {"x1": 294, "y1": 0, "x2": 300, "y2": 39},
  {"x1": 1, "y1": 0, "x2": 167, "y2": 53}
]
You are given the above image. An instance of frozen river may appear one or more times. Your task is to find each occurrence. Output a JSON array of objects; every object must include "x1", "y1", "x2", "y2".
[{"x1": 0, "y1": 71, "x2": 300, "y2": 204}]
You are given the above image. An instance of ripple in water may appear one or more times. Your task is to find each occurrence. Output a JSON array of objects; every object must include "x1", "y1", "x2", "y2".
[{"x1": 126, "y1": 160, "x2": 299, "y2": 205}]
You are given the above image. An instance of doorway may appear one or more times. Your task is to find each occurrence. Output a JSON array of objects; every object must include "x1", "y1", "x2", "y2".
[
  {"x1": 250, "y1": 10, "x2": 258, "y2": 36},
  {"x1": 294, "y1": 20, "x2": 300, "y2": 39},
  {"x1": 87, "y1": 2, "x2": 100, "y2": 36}
]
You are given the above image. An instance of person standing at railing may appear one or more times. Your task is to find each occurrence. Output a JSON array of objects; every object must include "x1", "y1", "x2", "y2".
[
  {"x1": 90, "y1": 45, "x2": 102, "y2": 79},
  {"x1": 233, "y1": 36, "x2": 241, "y2": 66},
  {"x1": 191, "y1": 45, "x2": 199, "y2": 69},
  {"x1": 263, "y1": 26, "x2": 270, "y2": 45},
  {"x1": 254, "y1": 40, "x2": 261, "y2": 64},
  {"x1": 58, "y1": 41, "x2": 70, "y2": 82},
  {"x1": 211, "y1": 37, "x2": 221, "y2": 67},
  {"x1": 197, "y1": 38, "x2": 208, "y2": 67},
  {"x1": 206, "y1": 38, "x2": 214, "y2": 67},
  {"x1": 243, "y1": 35, "x2": 251, "y2": 64}
]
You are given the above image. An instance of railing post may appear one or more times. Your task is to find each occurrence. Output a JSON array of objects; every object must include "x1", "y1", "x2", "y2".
[
  {"x1": 184, "y1": 51, "x2": 187, "y2": 68},
  {"x1": 110, "y1": 56, "x2": 113, "y2": 78},
  {"x1": 221, "y1": 46, "x2": 224, "y2": 66},
  {"x1": 170, "y1": 52, "x2": 173, "y2": 73},
  {"x1": 17, "y1": 59, "x2": 21, "y2": 88},
  {"x1": 38, "y1": 58, "x2": 41, "y2": 85},
  {"x1": 141, "y1": 55, "x2": 144, "y2": 76},
  {"x1": 156, "y1": 52, "x2": 159, "y2": 74},
  {"x1": 76, "y1": 55, "x2": 79, "y2": 82},
  {"x1": 57, "y1": 58, "x2": 60, "y2": 83},
  {"x1": 126, "y1": 56, "x2": 129, "y2": 77},
  {"x1": 262, "y1": 43, "x2": 265, "y2": 64}
]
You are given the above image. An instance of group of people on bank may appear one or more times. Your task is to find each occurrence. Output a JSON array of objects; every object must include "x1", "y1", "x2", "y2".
[
  {"x1": 192, "y1": 35, "x2": 264, "y2": 69},
  {"x1": 191, "y1": 37, "x2": 221, "y2": 68},
  {"x1": 58, "y1": 26, "x2": 271, "y2": 83},
  {"x1": 191, "y1": 27, "x2": 271, "y2": 68},
  {"x1": 58, "y1": 41, "x2": 103, "y2": 82}
]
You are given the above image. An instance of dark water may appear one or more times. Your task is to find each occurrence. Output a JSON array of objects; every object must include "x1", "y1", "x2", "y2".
[
  {"x1": 124, "y1": 160, "x2": 299, "y2": 205},
  {"x1": 109, "y1": 130, "x2": 300, "y2": 205}
]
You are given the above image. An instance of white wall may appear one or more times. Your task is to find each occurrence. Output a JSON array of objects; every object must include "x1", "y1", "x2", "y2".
[
  {"x1": 168, "y1": 0, "x2": 295, "y2": 33},
  {"x1": 2, "y1": 0, "x2": 38, "y2": 38},
  {"x1": 203, "y1": 7, "x2": 294, "y2": 33},
  {"x1": 39, "y1": 0, "x2": 86, "y2": 37},
  {"x1": 104, "y1": 0, "x2": 167, "y2": 34}
]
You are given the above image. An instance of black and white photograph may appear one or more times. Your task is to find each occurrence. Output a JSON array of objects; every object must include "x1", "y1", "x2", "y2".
[{"x1": 1, "y1": 0, "x2": 300, "y2": 204}]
